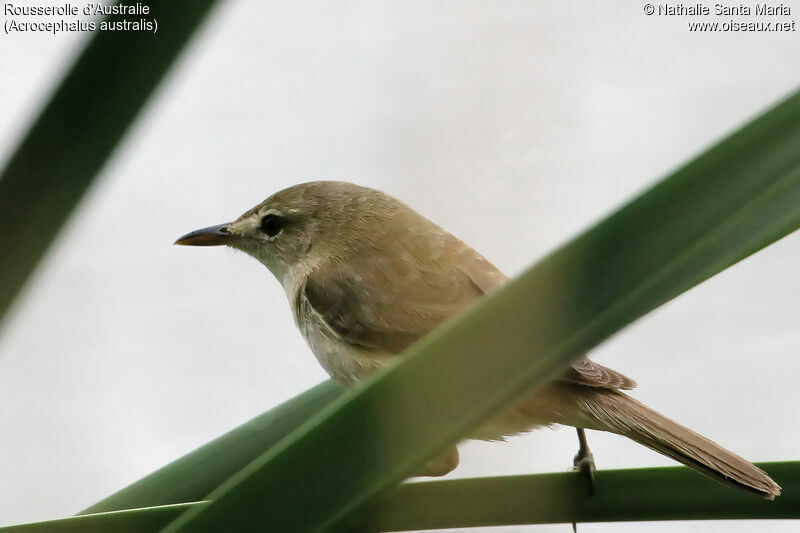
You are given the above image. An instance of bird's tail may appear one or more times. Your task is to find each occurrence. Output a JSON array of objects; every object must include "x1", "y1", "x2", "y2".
[{"x1": 577, "y1": 390, "x2": 781, "y2": 499}]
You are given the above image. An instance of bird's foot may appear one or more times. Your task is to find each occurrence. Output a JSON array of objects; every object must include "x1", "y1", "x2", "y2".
[
  {"x1": 572, "y1": 428, "x2": 596, "y2": 495},
  {"x1": 572, "y1": 448, "x2": 596, "y2": 494},
  {"x1": 571, "y1": 428, "x2": 595, "y2": 533}
]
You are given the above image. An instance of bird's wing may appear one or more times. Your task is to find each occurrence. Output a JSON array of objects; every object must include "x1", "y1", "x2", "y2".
[
  {"x1": 302, "y1": 233, "x2": 634, "y2": 391},
  {"x1": 563, "y1": 358, "x2": 637, "y2": 390},
  {"x1": 301, "y1": 244, "x2": 487, "y2": 354},
  {"x1": 457, "y1": 249, "x2": 636, "y2": 391}
]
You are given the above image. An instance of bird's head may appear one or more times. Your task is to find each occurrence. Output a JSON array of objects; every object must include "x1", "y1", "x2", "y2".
[{"x1": 175, "y1": 180, "x2": 404, "y2": 280}]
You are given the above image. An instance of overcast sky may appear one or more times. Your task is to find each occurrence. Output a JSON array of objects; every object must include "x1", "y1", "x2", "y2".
[{"x1": 1, "y1": 2, "x2": 798, "y2": 531}]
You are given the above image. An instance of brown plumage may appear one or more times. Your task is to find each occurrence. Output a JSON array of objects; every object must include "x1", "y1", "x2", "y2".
[
  {"x1": 576, "y1": 390, "x2": 780, "y2": 498},
  {"x1": 176, "y1": 180, "x2": 780, "y2": 498}
]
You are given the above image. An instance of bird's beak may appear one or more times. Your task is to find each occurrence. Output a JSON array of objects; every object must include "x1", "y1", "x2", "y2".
[{"x1": 174, "y1": 223, "x2": 235, "y2": 246}]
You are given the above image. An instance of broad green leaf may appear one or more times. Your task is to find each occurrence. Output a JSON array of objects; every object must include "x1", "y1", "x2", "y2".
[
  {"x1": 166, "y1": 89, "x2": 800, "y2": 532},
  {"x1": 82, "y1": 381, "x2": 341, "y2": 514},
  {"x1": 0, "y1": 503, "x2": 202, "y2": 533},
  {"x1": 5, "y1": 462, "x2": 798, "y2": 532},
  {"x1": 0, "y1": 0, "x2": 219, "y2": 327},
  {"x1": 366, "y1": 461, "x2": 800, "y2": 531}
]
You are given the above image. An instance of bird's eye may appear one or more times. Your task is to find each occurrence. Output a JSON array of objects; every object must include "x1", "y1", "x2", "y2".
[{"x1": 260, "y1": 214, "x2": 283, "y2": 238}]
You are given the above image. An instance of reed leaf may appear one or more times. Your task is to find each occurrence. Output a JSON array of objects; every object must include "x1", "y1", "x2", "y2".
[
  {"x1": 0, "y1": 0, "x2": 219, "y2": 326},
  {"x1": 5, "y1": 462, "x2": 798, "y2": 532},
  {"x1": 82, "y1": 381, "x2": 342, "y2": 514}
]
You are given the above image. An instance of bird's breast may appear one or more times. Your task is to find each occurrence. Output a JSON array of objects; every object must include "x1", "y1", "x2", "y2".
[
  {"x1": 289, "y1": 279, "x2": 386, "y2": 387},
  {"x1": 298, "y1": 312, "x2": 386, "y2": 387}
]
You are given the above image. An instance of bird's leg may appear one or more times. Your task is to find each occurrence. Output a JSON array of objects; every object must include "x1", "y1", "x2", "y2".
[
  {"x1": 573, "y1": 427, "x2": 596, "y2": 494},
  {"x1": 571, "y1": 428, "x2": 595, "y2": 533}
]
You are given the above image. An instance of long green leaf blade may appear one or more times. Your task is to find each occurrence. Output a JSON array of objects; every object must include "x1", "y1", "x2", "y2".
[
  {"x1": 0, "y1": 0, "x2": 219, "y2": 327},
  {"x1": 6, "y1": 463, "x2": 798, "y2": 532},
  {"x1": 82, "y1": 381, "x2": 342, "y2": 514},
  {"x1": 367, "y1": 462, "x2": 800, "y2": 531},
  {"x1": 0, "y1": 503, "x2": 202, "y2": 533},
  {"x1": 166, "y1": 89, "x2": 800, "y2": 532}
]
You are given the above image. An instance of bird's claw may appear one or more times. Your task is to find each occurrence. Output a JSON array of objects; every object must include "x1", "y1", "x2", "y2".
[
  {"x1": 572, "y1": 427, "x2": 596, "y2": 496},
  {"x1": 571, "y1": 428, "x2": 596, "y2": 532},
  {"x1": 572, "y1": 449, "x2": 596, "y2": 495},
  {"x1": 570, "y1": 455, "x2": 595, "y2": 533}
]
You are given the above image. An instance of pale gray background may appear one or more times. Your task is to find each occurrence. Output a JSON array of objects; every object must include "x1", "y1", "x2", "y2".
[{"x1": 1, "y1": 1, "x2": 798, "y2": 531}]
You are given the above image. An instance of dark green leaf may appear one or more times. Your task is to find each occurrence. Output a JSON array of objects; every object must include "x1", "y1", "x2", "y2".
[
  {"x1": 0, "y1": 0, "x2": 219, "y2": 327},
  {"x1": 81, "y1": 380, "x2": 342, "y2": 514},
  {"x1": 6, "y1": 462, "x2": 798, "y2": 532},
  {"x1": 367, "y1": 461, "x2": 800, "y2": 531},
  {"x1": 0, "y1": 503, "x2": 201, "y2": 533}
]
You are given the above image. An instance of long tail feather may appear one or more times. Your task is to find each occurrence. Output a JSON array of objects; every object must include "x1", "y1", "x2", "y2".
[{"x1": 578, "y1": 390, "x2": 780, "y2": 499}]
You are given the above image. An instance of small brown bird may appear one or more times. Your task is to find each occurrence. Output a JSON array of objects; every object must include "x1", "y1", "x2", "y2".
[{"x1": 176, "y1": 180, "x2": 780, "y2": 498}]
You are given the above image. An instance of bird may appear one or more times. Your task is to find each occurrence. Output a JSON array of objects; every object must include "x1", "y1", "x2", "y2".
[{"x1": 175, "y1": 180, "x2": 780, "y2": 499}]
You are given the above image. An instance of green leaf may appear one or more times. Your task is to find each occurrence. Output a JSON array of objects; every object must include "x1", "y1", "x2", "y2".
[
  {"x1": 81, "y1": 381, "x2": 342, "y2": 514},
  {"x1": 6, "y1": 463, "x2": 798, "y2": 532},
  {"x1": 366, "y1": 462, "x2": 800, "y2": 531},
  {"x1": 165, "y1": 88, "x2": 800, "y2": 533},
  {"x1": 0, "y1": 0, "x2": 219, "y2": 326},
  {"x1": 0, "y1": 503, "x2": 202, "y2": 533}
]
